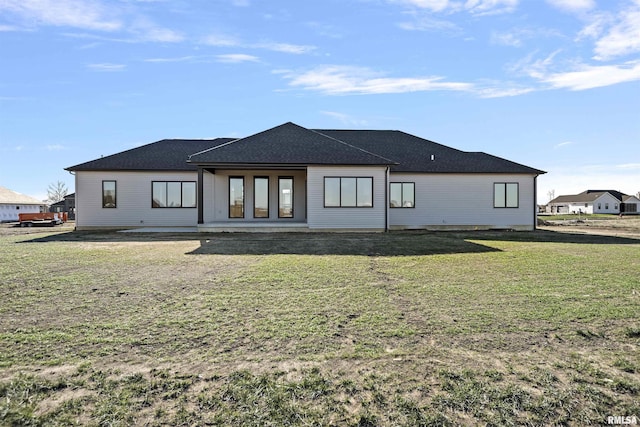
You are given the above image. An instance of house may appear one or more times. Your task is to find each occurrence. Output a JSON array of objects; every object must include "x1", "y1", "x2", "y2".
[
  {"x1": 49, "y1": 193, "x2": 76, "y2": 220},
  {"x1": 0, "y1": 186, "x2": 46, "y2": 223},
  {"x1": 66, "y1": 122, "x2": 545, "y2": 231},
  {"x1": 548, "y1": 190, "x2": 639, "y2": 215}
]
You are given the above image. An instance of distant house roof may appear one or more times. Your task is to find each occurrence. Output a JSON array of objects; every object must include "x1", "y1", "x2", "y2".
[
  {"x1": 66, "y1": 138, "x2": 235, "y2": 171},
  {"x1": 0, "y1": 186, "x2": 44, "y2": 205},
  {"x1": 550, "y1": 190, "x2": 629, "y2": 204},
  {"x1": 67, "y1": 122, "x2": 545, "y2": 175}
]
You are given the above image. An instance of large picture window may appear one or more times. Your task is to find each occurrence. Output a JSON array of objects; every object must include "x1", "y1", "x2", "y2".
[
  {"x1": 152, "y1": 182, "x2": 196, "y2": 208},
  {"x1": 324, "y1": 177, "x2": 373, "y2": 208},
  {"x1": 254, "y1": 177, "x2": 269, "y2": 218},
  {"x1": 390, "y1": 182, "x2": 415, "y2": 208},
  {"x1": 102, "y1": 181, "x2": 116, "y2": 208},
  {"x1": 494, "y1": 183, "x2": 519, "y2": 208},
  {"x1": 229, "y1": 177, "x2": 244, "y2": 218}
]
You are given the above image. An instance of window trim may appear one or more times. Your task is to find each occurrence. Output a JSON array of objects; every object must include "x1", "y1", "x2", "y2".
[
  {"x1": 151, "y1": 181, "x2": 197, "y2": 208},
  {"x1": 253, "y1": 176, "x2": 270, "y2": 218},
  {"x1": 493, "y1": 182, "x2": 519, "y2": 209},
  {"x1": 389, "y1": 182, "x2": 415, "y2": 208},
  {"x1": 229, "y1": 176, "x2": 245, "y2": 218},
  {"x1": 323, "y1": 176, "x2": 374, "y2": 208},
  {"x1": 278, "y1": 176, "x2": 294, "y2": 218},
  {"x1": 102, "y1": 180, "x2": 117, "y2": 209}
]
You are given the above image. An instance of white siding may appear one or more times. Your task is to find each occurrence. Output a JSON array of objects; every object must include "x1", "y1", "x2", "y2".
[
  {"x1": 389, "y1": 173, "x2": 536, "y2": 230},
  {"x1": 75, "y1": 171, "x2": 198, "y2": 229},
  {"x1": 307, "y1": 166, "x2": 387, "y2": 230},
  {"x1": 592, "y1": 193, "x2": 621, "y2": 214},
  {"x1": 210, "y1": 170, "x2": 307, "y2": 222}
]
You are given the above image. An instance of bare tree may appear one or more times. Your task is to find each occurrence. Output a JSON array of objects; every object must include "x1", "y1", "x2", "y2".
[
  {"x1": 46, "y1": 181, "x2": 68, "y2": 204},
  {"x1": 547, "y1": 189, "x2": 555, "y2": 202}
]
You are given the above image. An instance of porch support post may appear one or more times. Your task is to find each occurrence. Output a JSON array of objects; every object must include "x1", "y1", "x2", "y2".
[{"x1": 197, "y1": 167, "x2": 204, "y2": 225}]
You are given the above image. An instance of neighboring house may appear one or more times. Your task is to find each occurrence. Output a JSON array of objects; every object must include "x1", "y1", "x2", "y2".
[
  {"x1": 621, "y1": 195, "x2": 640, "y2": 214},
  {"x1": 66, "y1": 122, "x2": 546, "y2": 231},
  {"x1": 49, "y1": 193, "x2": 76, "y2": 220},
  {"x1": 0, "y1": 186, "x2": 46, "y2": 223},
  {"x1": 548, "y1": 190, "x2": 638, "y2": 214}
]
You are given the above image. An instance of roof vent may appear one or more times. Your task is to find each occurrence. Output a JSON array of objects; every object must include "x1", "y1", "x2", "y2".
[{"x1": 431, "y1": 154, "x2": 435, "y2": 161}]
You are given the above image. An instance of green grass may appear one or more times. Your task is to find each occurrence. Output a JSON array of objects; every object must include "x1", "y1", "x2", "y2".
[{"x1": 1, "y1": 228, "x2": 639, "y2": 425}]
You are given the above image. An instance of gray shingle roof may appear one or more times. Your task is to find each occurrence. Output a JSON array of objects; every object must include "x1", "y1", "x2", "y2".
[
  {"x1": 315, "y1": 129, "x2": 545, "y2": 174},
  {"x1": 187, "y1": 122, "x2": 396, "y2": 166},
  {"x1": 65, "y1": 122, "x2": 544, "y2": 175},
  {"x1": 66, "y1": 138, "x2": 234, "y2": 171}
]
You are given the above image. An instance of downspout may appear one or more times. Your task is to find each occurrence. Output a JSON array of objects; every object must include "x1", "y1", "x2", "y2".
[
  {"x1": 385, "y1": 166, "x2": 390, "y2": 232},
  {"x1": 197, "y1": 167, "x2": 204, "y2": 225},
  {"x1": 533, "y1": 175, "x2": 538, "y2": 231},
  {"x1": 68, "y1": 170, "x2": 77, "y2": 230}
]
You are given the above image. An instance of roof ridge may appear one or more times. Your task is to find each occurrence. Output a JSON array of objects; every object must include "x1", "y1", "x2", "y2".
[{"x1": 187, "y1": 138, "x2": 242, "y2": 160}]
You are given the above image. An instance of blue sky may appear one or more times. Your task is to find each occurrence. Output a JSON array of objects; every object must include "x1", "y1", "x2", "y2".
[{"x1": 1, "y1": 0, "x2": 638, "y2": 203}]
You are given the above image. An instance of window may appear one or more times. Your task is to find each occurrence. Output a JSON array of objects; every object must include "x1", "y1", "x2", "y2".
[
  {"x1": 390, "y1": 182, "x2": 415, "y2": 208},
  {"x1": 494, "y1": 183, "x2": 518, "y2": 208},
  {"x1": 229, "y1": 177, "x2": 244, "y2": 218},
  {"x1": 152, "y1": 182, "x2": 196, "y2": 208},
  {"x1": 324, "y1": 177, "x2": 373, "y2": 207},
  {"x1": 254, "y1": 177, "x2": 269, "y2": 218},
  {"x1": 279, "y1": 177, "x2": 293, "y2": 218},
  {"x1": 102, "y1": 181, "x2": 116, "y2": 208},
  {"x1": 598, "y1": 203, "x2": 602, "y2": 209}
]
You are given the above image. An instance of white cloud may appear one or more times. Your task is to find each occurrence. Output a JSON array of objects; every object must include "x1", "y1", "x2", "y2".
[
  {"x1": 320, "y1": 111, "x2": 369, "y2": 126},
  {"x1": 0, "y1": 0, "x2": 121, "y2": 31},
  {"x1": 45, "y1": 144, "x2": 66, "y2": 151},
  {"x1": 87, "y1": 63, "x2": 126, "y2": 71},
  {"x1": 393, "y1": 0, "x2": 518, "y2": 14},
  {"x1": 280, "y1": 65, "x2": 474, "y2": 95},
  {"x1": 202, "y1": 34, "x2": 240, "y2": 47},
  {"x1": 545, "y1": 0, "x2": 595, "y2": 13},
  {"x1": 216, "y1": 53, "x2": 259, "y2": 63},
  {"x1": 397, "y1": 14, "x2": 461, "y2": 33},
  {"x1": 144, "y1": 56, "x2": 197, "y2": 63},
  {"x1": 254, "y1": 42, "x2": 316, "y2": 54},
  {"x1": 554, "y1": 141, "x2": 575, "y2": 149},
  {"x1": 464, "y1": 0, "x2": 518, "y2": 15},
  {"x1": 542, "y1": 60, "x2": 640, "y2": 90},
  {"x1": 592, "y1": 3, "x2": 640, "y2": 60},
  {"x1": 279, "y1": 65, "x2": 534, "y2": 98}
]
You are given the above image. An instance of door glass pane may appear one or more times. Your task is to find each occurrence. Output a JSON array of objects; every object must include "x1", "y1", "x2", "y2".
[
  {"x1": 324, "y1": 178, "x2": 340, "y2": 207},
  {"x1": 182, "y1": 182, "x2": 196, "y2": 208},
  {"x1": 229, "y1": 177, "x2": 244, "y2": 218},
  {"x1": 279, "y1": 178, "x2": 293, "y2": 218},
  {"x1": 357, "y1": 178, "x2": 373, "y2": 207},
  {"x1": 152, "y1": 182, "x2": 166, "y2": 207},
  {"x1": 341, "y1": 178, "x2": 356, "y2": 207},
  {"x1": 254, "y1": 177, "x2": 269, "y2": 218}
]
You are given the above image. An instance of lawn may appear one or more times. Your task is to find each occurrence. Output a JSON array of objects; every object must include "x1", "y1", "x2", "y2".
[{"x1": 1, "y1": 227, "x2": 638, "y2": 426}]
